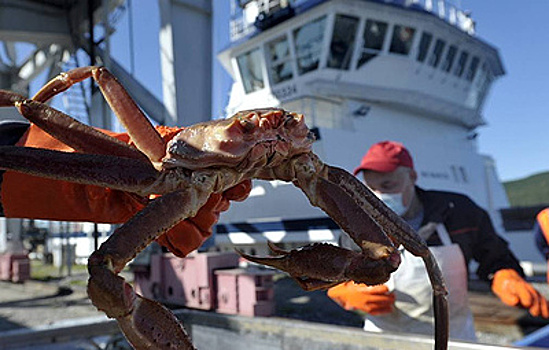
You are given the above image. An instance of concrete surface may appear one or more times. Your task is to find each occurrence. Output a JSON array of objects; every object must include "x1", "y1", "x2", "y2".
[{"x1": 1, "y1": 270, "x2": 549, "y2": 349}]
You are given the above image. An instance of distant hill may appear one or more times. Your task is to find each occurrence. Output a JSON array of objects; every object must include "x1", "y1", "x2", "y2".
[{"x1": 504, "y1": 171, "x2": 549, "y2": 207}]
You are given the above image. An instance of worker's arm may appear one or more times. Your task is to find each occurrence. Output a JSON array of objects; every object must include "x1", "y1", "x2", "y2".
[
  {"x1": 454, "y1": 202, "x2": 549, "y2": 318},
  {"x1": 0, "y1": 123, "x2": 251, "y2": 257}
]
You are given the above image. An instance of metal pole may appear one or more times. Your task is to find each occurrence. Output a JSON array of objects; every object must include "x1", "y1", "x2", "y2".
[
  {"x1": 93, "y1": 223, "x2": 99, "y2": 252},
  {"x1": 87, "y1": 0, "x2": 96, "y2": 69}
]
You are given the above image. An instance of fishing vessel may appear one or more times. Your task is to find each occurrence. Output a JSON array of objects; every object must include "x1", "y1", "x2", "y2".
[{"x1": 214, "y1": 0, "x2": 515, "y2": 258}]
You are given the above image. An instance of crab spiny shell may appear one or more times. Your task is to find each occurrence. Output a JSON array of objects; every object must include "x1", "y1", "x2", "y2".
[{"x1": 162, "y1": 109, "x2": 314, "y2": 171}]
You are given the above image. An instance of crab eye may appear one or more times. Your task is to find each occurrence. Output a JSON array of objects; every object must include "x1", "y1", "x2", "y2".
[
  {"x1": 239, "y1": 119, "x2": 256, "y2": 132},
  {"x1": 284, "y1": 114, "x2": 298, "y2": 128}
]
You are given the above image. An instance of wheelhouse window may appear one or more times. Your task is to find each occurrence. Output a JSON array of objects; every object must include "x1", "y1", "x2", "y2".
[
  {"x1": 358, "y1": 19, "x2": 388, "y2": 68},
  {"x1": 293, "y1": 16, "x2": 327, "y2": 75},
  {"x1": 453, "y1": 51, "x2": 469, "y2": 77},
  {"x1": 389, "y1": 25, "x2": 416, "y2": 55},
  {"x1": 267, "y1": 36, "x2": 294, "y2": 84},
  {"x1": 327, "y1": 14, "x2": 359, "y2": 70},
  {"x1": 476, "y1": 62, "x2": 490, "y2": 88},
  {"x1": 441, "y1": 45, "x2": 457, "y2": 72},
  {"x1": 465, "y1": 56, "x2": 480, "y2": 81},
  {"x1": 416, "y1": 32, "x2": 432, "y2": 63},
  {"x1": 428, "y1": 39, "x2": 446, "y2": 68},
  {"x1": 237, "y1": 48, "x2": 265, "y2": 94}
]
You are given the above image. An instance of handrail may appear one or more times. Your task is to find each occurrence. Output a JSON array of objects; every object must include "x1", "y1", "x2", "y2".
[{"x1": 229, "y1": 0, "x2": 476, "y2": 42}]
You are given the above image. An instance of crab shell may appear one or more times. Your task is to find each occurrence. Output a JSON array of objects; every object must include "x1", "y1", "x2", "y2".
[{"x1": 163, "y1": 109, "x2": 314, "y2": 171}]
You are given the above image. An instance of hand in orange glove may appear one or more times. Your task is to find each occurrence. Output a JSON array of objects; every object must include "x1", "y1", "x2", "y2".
[
  {"x1": 0, "y1": 123, "x2": 252, "y2": 257},
  {"x1": 491, "y1": 268, "x2": 549, "y2": 318},
  {"x1": 327, "y1": 281, "x2": 395, "y2": 315}
]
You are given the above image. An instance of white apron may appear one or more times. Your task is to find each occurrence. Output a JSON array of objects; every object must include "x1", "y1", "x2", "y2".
[{"x1": 363, "y1": 223, "x2": 477, "y2": 341}]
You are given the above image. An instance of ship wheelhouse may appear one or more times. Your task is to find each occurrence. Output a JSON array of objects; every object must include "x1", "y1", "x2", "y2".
[{"x1": 220, "y1": 0, "x2": 504, "y2": 130}]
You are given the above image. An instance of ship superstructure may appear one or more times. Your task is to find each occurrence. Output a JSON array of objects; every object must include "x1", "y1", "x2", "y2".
[{"x1": 215, "y1": 0, "x2": 509, "y2": 255}]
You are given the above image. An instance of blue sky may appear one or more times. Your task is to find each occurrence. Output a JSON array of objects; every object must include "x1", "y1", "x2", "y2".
[
  {"x1": 461, "y1": 1, "x2": 549, "y2": 182},
  {"x1": 102, "y1": 1, "x2": 549, "y2": 183}
]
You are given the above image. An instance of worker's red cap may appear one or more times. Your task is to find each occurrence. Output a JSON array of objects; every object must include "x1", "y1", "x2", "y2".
[{"x1": 353, "y1": 141, "x2": 414, "y2": 175}]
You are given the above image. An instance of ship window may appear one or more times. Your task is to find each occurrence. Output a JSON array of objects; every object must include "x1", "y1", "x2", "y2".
[
  {"x1": 237, "y1": 48, "x2": 265, "y2": 94},
  {"x1": 428, "y1": 39, "x2": 446, "y2": 68},
  {"x1": 453, "y1": 51, "x2": 469, "y2": 77},
  {"x1": 476, "y1": 61, "x2": 489, "y2": 88},
  {"x1": 416, "y1": 32, "x2": 432, "y2": 63},
  {"x1": 327, "y1": 14, "x2": 359, "y2": 70},
  {"x1": 293, "y1": 16, "x2": 327, "y2": 75},
  {"x1": 441, "y1": 45, "x2": 457, "y2": 72},
  {"x1": 389, "y1": 25, "x2": 416, "y2": 55},
  {"x1": 465, "y1": 56, "x2": 480, "y2": 81},
  {"x1": 267, "y1": 36, "x2": 294, "y2": 84},
  {"x1": 358, "y1": 19, "x2": 388, "y2": 68}
]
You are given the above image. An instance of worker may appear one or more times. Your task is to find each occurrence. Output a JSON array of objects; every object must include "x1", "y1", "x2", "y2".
[
  {"x1": 328, "y1": 140, "x2": 549, "y2": 341},
  {"x1": 0, "y1": 120, "x2": 252, "y2": 257},
  {"x1": 533, "y1": 208, "x2": 549, "y2": 282}
]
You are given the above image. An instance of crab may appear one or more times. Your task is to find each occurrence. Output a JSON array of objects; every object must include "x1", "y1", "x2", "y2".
[{"x1": 0, "y1": 66, "x2": 448, "y2": 350}]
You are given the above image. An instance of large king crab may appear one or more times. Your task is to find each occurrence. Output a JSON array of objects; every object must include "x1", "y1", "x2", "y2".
[{"x1": 0, "y1": 66, "x2": 448, "y2": 350}]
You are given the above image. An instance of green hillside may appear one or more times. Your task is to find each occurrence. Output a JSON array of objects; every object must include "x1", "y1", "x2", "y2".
[{"x1": 504, "y1": 171, "x2": 549, "y2": 207}]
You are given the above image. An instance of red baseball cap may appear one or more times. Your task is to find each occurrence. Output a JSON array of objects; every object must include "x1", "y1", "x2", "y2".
[{"x1": 353, "y1": 141, "x2": 414, "y2": 175}]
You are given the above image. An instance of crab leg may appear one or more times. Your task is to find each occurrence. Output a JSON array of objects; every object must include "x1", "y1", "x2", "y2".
[
  {"x1": 32, "y1": 66, "x2": 166, "y2": 163},
  {"x1": 240, "y1": 242, "x2": 399, "y2": 291},
  {"x1": 0, "y1": 146, "x2": 159, "y2": 194},
  {"x1": 0, "y1": 90, "x2": 148, "y2": 161},
  {"x1": 325, "y1": 166, "x2": 429, "y2": 255},
  {"x1": 88, "y1": 189, "x2": 209, "y2": 350}
]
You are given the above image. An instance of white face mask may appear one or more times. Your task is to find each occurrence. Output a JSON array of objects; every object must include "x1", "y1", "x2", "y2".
[{"x1": 375, "y1": 191, "x2": 410, "y2": 216}]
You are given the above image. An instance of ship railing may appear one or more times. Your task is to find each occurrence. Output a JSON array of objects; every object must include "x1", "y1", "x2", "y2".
[
  {"x1": 404, "y1": 0, "x2": 475, "y2": 35},
  {"x1": 229, "y1": 0, "x2": 475, "y2": 42}
]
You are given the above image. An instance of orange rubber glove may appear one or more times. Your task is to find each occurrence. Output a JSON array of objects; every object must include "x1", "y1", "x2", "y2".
[
  {"x1": 1, "y1": 124, "x2": 252, "y2": 257},
  {"x1": 491, "y1": 268, "x2": 549, "y2": 318},
  {"x1": 327, "y1": 281, "x2": 395, "y2": 315}
]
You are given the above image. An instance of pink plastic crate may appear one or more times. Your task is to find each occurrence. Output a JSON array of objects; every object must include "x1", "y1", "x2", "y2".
[
  {"x1": 0, "y1": 253, "x2": 30, "y2": 282},
  {"x1": 215, "y1": 268, "x2": 275, "y2": 317},
  {"x1": 133, "y1": 251, "x2": 240, "y2": 310}
]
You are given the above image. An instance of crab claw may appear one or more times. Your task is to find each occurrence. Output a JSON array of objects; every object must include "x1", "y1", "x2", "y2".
[{"x1": 237, "y1": 242, "x2": 400, "y2": 291}]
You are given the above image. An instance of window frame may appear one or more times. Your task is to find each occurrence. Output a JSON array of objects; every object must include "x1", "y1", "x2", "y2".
[
  {"x1": 427, "y1": 38, "x2": 446, "y2": 68},
  {"x1": 357, "y1": 18, "x2": 389, "y2": 68},
  {"x1": 327, "y1": 13, "x2": 360, "y2": 70},
  {"x1": 388, "y1": 24, "x2": 416, "y2": 56},
  {"x1": 440, "y1": 44, "x2": 457, "y2": 73},
  {"x1": 236, "y1": 47, "x2": 266, "y2": 94},
  {"x1": 266, "y1": 34, "x2": 295, "y2": 85},
  {"x1": 416, "y1": 31, "x2": 433, "y2": 63},
  {"x1": 465, "y1": 55, "x2": 480, "y2": 82},
  {"x1": 453, "y1": 50, "x2": 469, "y2": 77},
  {"x1": 292, "y1": 15, "x2": 329, "y2": 75}
]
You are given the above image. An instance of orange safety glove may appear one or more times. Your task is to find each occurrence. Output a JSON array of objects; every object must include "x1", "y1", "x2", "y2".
[
  {"x1": 491, "y1": 268, "x2": 549, "y2": 318},
  {"x1": 156, "y1": 179, "x2": 251, "y2": 257},
  {"x1": 1, "y1": 124, "x2": 252, "y2": 257},
  {"x1": 327, "y1": 281, "x2": 395, "y2": 315}
]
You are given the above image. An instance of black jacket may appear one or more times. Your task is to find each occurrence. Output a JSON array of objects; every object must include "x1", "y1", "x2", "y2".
[{"x1": 416, "y1": 186, "x2": 524, "y2": 281}]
